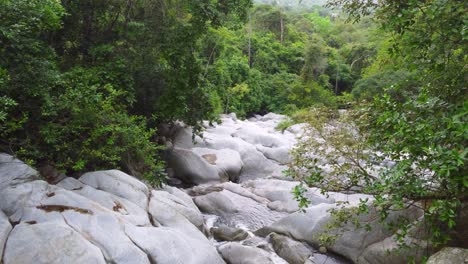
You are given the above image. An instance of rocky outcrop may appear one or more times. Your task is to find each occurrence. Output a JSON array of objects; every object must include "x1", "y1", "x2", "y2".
[
  {"x1": 257, "y1": 202, "x2": 423, "y2": 263},
  {"x1": 0, "y1": 113, "x2": 447, "y2": 264},
  {"x1": 0, "y1": 155, "x2": 225, "y2": 264},
  {"x1": 0, "y1": 153, "x2": 38, "y2": 189},
  {"x1": 218, "y1": 242, "x2": 275, "y2": 264},
  {"x1": 3, "y1": 222, "x2": 106, "y2": 264},
  {"x1": 79, "y1": 170, "x2": 149, "y2": 210},
  {"x1": 426, "y1": 247, "x2": 468, "y2": 264},
  {"x1": 193, "y1": 187, "x2": 286, "y2": 231},
  {"x1": 166, "y1": 113, "x2": 297, "y2": 184},
  {"x1": 270, "y1": 232, "x2": 313, "y2": 264}
]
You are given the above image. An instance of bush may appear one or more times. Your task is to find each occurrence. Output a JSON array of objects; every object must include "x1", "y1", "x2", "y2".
[{"x1": 37, "y1": 68, "x2": 166, "y2": 185}]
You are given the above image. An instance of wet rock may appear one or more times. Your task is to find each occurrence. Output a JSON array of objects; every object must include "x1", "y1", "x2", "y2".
[
  {"x1": 194, "y1": 189, "x2": 286, "y2": 230},
  {"x1": 190, "y1": 185, "x2": 224, "y2": 196},
  {"x1": 218, "y1": 242, "x2": 274, "y2": 264},
  {"x1": 426, "y1": 247, "x2": 468, "y2": 264},
  {"x1": 270, "y1": 233, "x2": 313, "y2": 264},
  {"x1": 3, "y1": 222, "x2": 106, "y2": 264},
  {"x1": 211, "y1": 225, "x2": 249, "y2": 241},
  {"x1": 79, "y1": 170, "x2": 149, "y2": 210}
]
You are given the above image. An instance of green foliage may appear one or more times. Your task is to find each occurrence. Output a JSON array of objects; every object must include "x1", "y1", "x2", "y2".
[
  {"x1": 290, "y1": 0, "x2": 468, "y2": 255},
  {"x1": 0, "y1": 0, "x2": 253, "y2": 184},
  {"x1": 39, "y1": 68, "x2": 165, "y2": 184},
  {"x1": 352, "y1": 70, "x2": 417, "y2": 101},
  {"x1": 198, "y1": 4, "x2": 377, "y2": 116}
]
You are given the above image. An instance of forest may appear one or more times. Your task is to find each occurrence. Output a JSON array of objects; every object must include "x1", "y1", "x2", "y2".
[{"x1": 0, "y1": 0, "x2": 466, "y2": 259}]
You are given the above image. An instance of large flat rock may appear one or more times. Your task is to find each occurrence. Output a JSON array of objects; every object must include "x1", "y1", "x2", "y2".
[
  {"x1": 79, "y1": 170, "x2": 149, "y2": 210},
  {"x1": 3, "y1": 222, "x2": 106, "y2": 264}
]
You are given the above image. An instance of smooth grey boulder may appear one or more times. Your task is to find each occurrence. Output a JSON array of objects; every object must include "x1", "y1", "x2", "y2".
[
  {"x1": 232, "y1": 124, "x2": 290, "y2": 148},
  {"x1": 172, "y1": 125, "x2": 205, "y2": 149},
  {"x1": 168, "y1": 147, "x2": 220, "y2": 184},
  {"x1": 218, "y1": 243, "x2": 274, "y2": 264},
  {"x1": 192, "y1": 147, "x2": 243, "y2": 182},
  {"x1": 79, "y1": 170, "x2": 149, "y2": 210},
  {"x1": 194, "y1": 190, "x2": 239, "y2": 215},
  {"x1": 270, "y1": 233, "x2": 313, "y2": 264},
  {"x1": 194, "y1": 189, "x2": 286, "y2": 231},
  {"x1": 0, "y1": 153, "x2": 38, "y2": 190},
  {"x1": 258, "y1": 203, "x2": 422, "y2": 263},
  {"x1": 58, "y1": 177, "x2": 150, "y2": 226},
  {"x1": 3, "y1": 222, "x2": 106, "y2": 264},
  {"x1": 21, "y1": 188, "x2": 151, "y2": 264},
  {"x1": 211, "y1": 225, "x2": 249, "y2": 241},
  {"x1": 125, "y1": 224, "x2": 225, "y2": 264},
  {"x1": 0, "y1": 180, "x2": 55, "y2": 222},
  {"x1": 162, "y1": 185, "x2": 200, "y2": 211},
  {"x1": 256, "y1": 145, "x2": 291, "y2": 165},
  {"x1": 0, "y1": 210, "x2": 12, "y2": 260},
  {"x1": 426, "y1": 247, "x2": 468, "y2": 264},
  {"x1": 243, "y1": 179, "x2": 333, "y2": 213},
  {"x1": 149, "y1": 190, "x2": 206, "y2": 239},
  {"x1": 358, "y1": 235, "x2": 429, "y2": 264},
  {"x1": 201, "y1": 133, "x2": 280, "y2": 181}
]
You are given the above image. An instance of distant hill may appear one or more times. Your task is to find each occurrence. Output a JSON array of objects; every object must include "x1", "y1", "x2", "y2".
[{"x1": 253, "y1": 0, "x2": 329, "y2": 7}]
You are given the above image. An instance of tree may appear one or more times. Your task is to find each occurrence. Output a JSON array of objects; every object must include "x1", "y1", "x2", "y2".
[{"x1": 291, "y1": 0, "x2": 468, "y2": 255}]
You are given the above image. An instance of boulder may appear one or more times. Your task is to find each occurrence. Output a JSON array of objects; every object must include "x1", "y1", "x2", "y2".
[
  {"x1": 57, "y1": 177, "x2": 150, "y2": 226},
  {"x1": 257, "y1": 203, "x2": 422, "y2": 263},
  {"x1": 194, "y1": 189, "x2": 286, "y2": 230},
  {"x1": 358, "y1": 235, "x2": 429, "y2": 264},
  {"x1": 0, "y1": 210, "x2": 12, "y2": 260},
  {"x1": 232, "y1": 124, "x2": 290, "y2": 148},
  {"x1": 201, "y1": 133, "x2": 280, "y2": 181},
  {"x1": 426, "y1": 247, "x2": 468, "y2": 264},
  {"x1": 192, "y1": 147, "x2": 243, "y2": 182},
  {"x1": 125, "y1": 224, "x2": 225, "y2": 264},
  {"x1": 194, "y1": 190, "x2": 239, "y2": 216},
  {"x1": 218, "y1": 243, "x2": 274, "y2": 264},
  {"x1": 256, "y1": 145, "x2": 291, "y2": 165},
  {"x1": 149, "y1": 190, "x2": 206, "y2": 240},
  {"x1": 243, "y1": 179, "x2": 333, "y2": 213},
  {"x1": 0, "y1": 153, "x2": 37, "y2": 190},
  {"x1": 0, "y1": 180, "x2": 56, "y2": 222},
  {"x1": 162, "y1": 185, "x2": 200, "y2": 210},
  {"x1": 79, "y1": 170, "x2": 149, "y2": 210},
  {"x1": 22, "y1": 188, "x2": 151, "y2": 264},
  {"x1": 270, "y1": 233, "x2": 313, "y2": 264},
  {"x1": 172, "y1": 125, "x2": 205, "y2": 149},
  {"x1": 3, "y1": 222, "x2": 106, "y2": 264},
  {"x1": 168, "y1": 147, "x2": 220, "y2": 184},
  {"x1": 211, "y1": 225, "x2": 249, "y2": 241}
]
